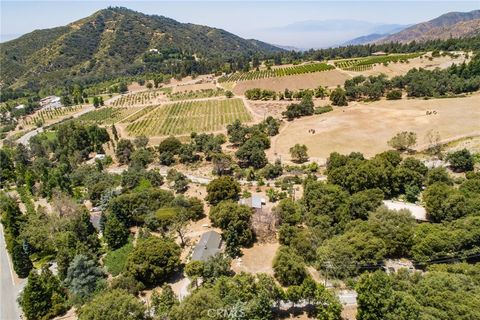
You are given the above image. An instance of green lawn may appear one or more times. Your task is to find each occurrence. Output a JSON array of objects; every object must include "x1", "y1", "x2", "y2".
[{"x1": 103, "y1": 239, "x2": 133, "y2": 276}]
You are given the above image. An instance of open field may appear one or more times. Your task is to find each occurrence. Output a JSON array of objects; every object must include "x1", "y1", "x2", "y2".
[
  {"x1": 219, "y1": 62, "x2": 334, "y2": 83},
  {"x1": 172, "y1": 82, "x2": 217, "y2": 93},
  {"x1": 232, "y1": 69, "x2": 351, "y2": 95},
  {"x1": 126, "y1": 98, "x2": 252, "y2": 136},
  {"x1": 269, "y1": 94, "x2": 480, "y2": 163}
]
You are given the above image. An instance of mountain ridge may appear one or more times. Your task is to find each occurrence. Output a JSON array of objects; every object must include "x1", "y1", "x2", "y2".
[
  {"x1": 377, "y1": 9, "x2": 480, "y2": 43},
  {"x1": 0, "y1": 7, "x2": 282, "y2": 89}
]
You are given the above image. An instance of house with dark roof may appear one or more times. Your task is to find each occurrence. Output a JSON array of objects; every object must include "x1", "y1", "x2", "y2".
[{"x1": 191, "y1": 230, "x2": 223, "y2": 262}]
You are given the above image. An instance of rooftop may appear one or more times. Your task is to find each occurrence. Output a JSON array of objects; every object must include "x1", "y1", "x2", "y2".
[
  {"x1": 382, "y1": 200, "x2": 428, "y2": 221},
  {"x1": 191, "y1": 230, "x2": 223, "y2": 262}
]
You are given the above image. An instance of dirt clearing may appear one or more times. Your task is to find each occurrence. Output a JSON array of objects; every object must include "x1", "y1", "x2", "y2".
[
  {"x1": 270, "y1": 94, "x2": 480, "y2": 163},
  {"x1": 231, "y1": 242, "x2": 279, "y2": 275}
]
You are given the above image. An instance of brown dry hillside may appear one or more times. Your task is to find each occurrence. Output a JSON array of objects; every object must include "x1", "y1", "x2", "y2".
[{"x1": 378, "y1": 10, "x2": 480, "y2": 43}]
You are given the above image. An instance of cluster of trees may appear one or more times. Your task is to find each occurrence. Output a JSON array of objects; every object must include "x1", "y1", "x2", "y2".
[
  {"x1": 226, "y1": 117, "x2": 280, "y2": 169},
  {"x1": 356, "y1": 264, "x2": 480, "y2": 320},
  {"x1": 343, "y1": 53, "x2": 480, "y2": 101},
  {"x1": 282, "y1": 96, "x2": 315, "y2": 120},
  {"x1": 244, "y1": 86, "x2": 328, "y2": 102},
  {"x1": 270, "y1": 147, "x2": 479, "y2": 281},
  {"x1": 168, "y1": 271, "x2": 341, "y2": 320}
]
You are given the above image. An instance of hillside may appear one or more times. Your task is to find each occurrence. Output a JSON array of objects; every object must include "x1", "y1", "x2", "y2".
[
  {"x1": 0, "y1": 7, "x2": 282, "y2": 89},
  {"x1": 378, "y1": 10, "x2": 480, "y2": 43}
]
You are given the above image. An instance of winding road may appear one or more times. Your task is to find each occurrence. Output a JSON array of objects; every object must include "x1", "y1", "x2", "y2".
[{"x1": 16, "y1": 105, "x2": 95, "y2": 145}]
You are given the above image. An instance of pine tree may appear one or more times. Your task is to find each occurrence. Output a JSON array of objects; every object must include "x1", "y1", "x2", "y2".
[{"x1": 12, "y1": 240, "x2": 33, "y2": 278}]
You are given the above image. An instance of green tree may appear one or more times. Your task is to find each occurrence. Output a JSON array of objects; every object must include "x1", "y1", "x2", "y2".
[
  {"x1": 104, "y1": 215, "x2": 129, "y2": 249},
  {"x1": 12, "y1": 240, "x2": 33, "y2": 278},
  {"x1": 289, "y1": 144, "x2": 309, "y2": 163},
  {"x1": 0, "y1": 149, "x2": 14, "y2": 186},
  {"x1": 152, "y1": 284, "x2": 179, "y2": 319},
  {"x1": 126, "y1": 237, "x2": 181, "y2": 286},
  {"x1": 273, "y1": 246, "x2": 307, "y2": 286},
  {"x1": 19, "y1": 267, "x2": 67, "y2": 320},
  {"x1": 115, "y1": 139, "x2": 135, "y2": 164},
  {"x1": 64, "y1": 254, "x2": 105, "y2": 300},
  {"x1": 446, "y1": 148, "x2": 474, "y2": 172},
  {"x1": 387, "y1": 131, "x2": 417, "y2": 152},
  {"x1": 209, "y1": 201, "x2": 253, "y2": 256},
  {"x1": 185, "y1": 260, "x2": 204, "y2": 288},
  {"x1": 356, "y1": 271, "x2": 393, "y2": 320},
  {"x1": 78, "y1": 289, "x2": 146, "y2": 320},
  {"x1": 206, "y1": 176, "x2": 241, "y2": 205},
  {"x1": 330, "y1": 87, "x2": 348, "y2": 106},
  {"x1": 158, "y1": 136, "x2": 182, "y2": 154}
]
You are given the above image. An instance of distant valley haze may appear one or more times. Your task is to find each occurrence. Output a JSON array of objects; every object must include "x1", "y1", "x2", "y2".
[{"x1": 1, "y1": 1, "x2": 479, "y2": 48}]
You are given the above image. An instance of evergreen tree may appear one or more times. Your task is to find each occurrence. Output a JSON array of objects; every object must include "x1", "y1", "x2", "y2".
[
  {"x1": 104, "y1": 215, "x2": 129, "y2": 249},
  {"x1": 12, "y1": 240, "x2": 33, "y2": 278}
]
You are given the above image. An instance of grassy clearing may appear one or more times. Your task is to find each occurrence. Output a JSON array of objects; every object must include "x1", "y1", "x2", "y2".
[
  {"x1": 127, "y1": 98, "x2": 251, "y2": 136},
  {"x1": 218, "y1": 62, "x2": 334, "y2": 82},
  {"x1": 103, "y1": 240, "x2": 133, "y2": 276}
]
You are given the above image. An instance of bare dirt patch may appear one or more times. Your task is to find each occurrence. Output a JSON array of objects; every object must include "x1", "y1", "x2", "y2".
[
  {"x1": 231, "y1": 242, "x2": 279, "y2": 275},
  {"x1": 269, "y1": 94, "x2": 480, "y2": 164},
  {"x1": 248, "y1": 98, "x2": 331, "y2": 119},
  {"x1": 233, "y1": 69, "x2": 351, "y2": 95},
  {"x1": 172, "y1": 82, "x2": 217, "y2": 93}
]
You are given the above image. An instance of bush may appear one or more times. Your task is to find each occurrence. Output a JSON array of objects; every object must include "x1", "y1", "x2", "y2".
[
  {"x1": 386, "y1": 90, "x2": 402, "y2": 100},
  {"x1": 314, "y1": 105, "x2": 333, "y2": 114}
]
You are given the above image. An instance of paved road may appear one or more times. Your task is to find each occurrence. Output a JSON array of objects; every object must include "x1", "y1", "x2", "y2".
[
  {"x1": 0, "y1": 224, "x2": 24, "y2": 320},
  {"x1": 16, "y1": 106, "x2": 95, "y2": 145}
]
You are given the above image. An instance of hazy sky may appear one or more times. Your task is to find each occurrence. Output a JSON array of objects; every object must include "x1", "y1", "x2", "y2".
[{"x1": 1, "y1": 1, "x2": 479, "y2": 47}]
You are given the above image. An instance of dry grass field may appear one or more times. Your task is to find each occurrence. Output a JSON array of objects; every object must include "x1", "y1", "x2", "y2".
[
  {"x1": 269, "y1": 94, "x2": 480, "y2": 163},
  {"x1": 232, "y1": 69, "x2": 351, "y2": 95}
]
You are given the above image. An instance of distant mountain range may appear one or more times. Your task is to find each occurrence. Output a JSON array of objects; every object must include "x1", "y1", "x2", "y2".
[
  {"x1": 0, "y1": 7, "x2": 282, "y2": 89},
  {"x1": 344, "y1": 9, "x2": 480, "y2": 45}
]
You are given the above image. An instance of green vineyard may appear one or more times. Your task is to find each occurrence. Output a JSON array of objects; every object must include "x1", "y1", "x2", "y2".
[
  {"x1": 77, "y1": 107, "x2": 143, "y2": 124},
  {"x1": 127, "y1": 98, "x2": 252, "y2": 136},
  {"x1": 111, "y1": 90, "x2": 162, "y2": 107},
  {"x1": 218, "y1": 63, "x2": 334, "y2": 83},
  {"x1": 22, "y1": 105, "x2": 83, "y2": 126},
  {"x1": 334, "y1": 53, "x2": 423, "y2": 71}
]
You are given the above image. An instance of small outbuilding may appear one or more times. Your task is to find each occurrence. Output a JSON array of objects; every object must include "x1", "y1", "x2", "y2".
[
  {"x1": 191, "y1": 230, "x2": 223, "y2": 262},
  {"x1": 382, "y1": 200, "x2": 428, "y2": 222}
]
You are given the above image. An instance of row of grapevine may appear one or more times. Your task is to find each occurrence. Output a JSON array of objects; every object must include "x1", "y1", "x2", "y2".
[
  {"x1": 22, "y1": 105, "x2": 83, "y2": 126},
  {"x1": 77, "y1": 107, "x2": 142, "y2": 124},
  {"x1": 111, "y1": 90, "x2": 162, "y2": 107},
  {"x1": 334, "y1": 53, "x2": 424, "y2": 71},
  {"x1": 218, "y1": 63, "x2": 334, "y2": 83},
  {"x1": 126, "y1": 99, "x2": 252, "y2": 136},
  {"x1": 168, "y1": 88, "x2": 225, "y2": 101}
]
